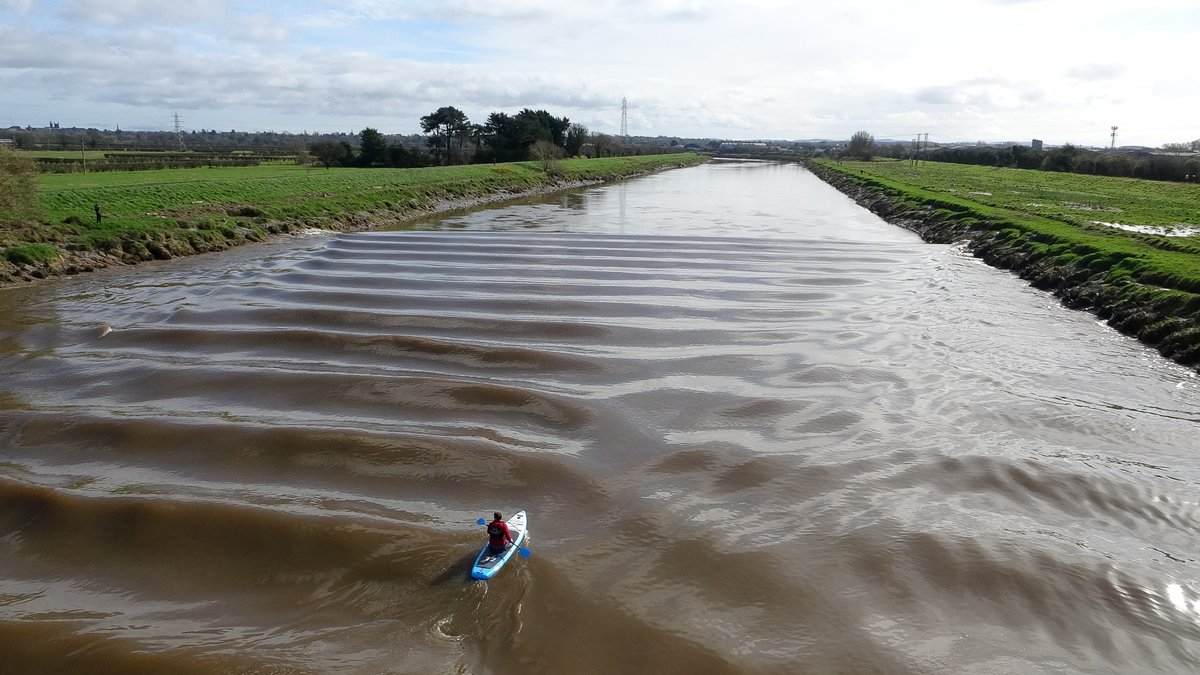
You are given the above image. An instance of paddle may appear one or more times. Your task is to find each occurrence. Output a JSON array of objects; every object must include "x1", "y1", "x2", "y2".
[{"x1": 476, "y1": 518, "x2": 532, "y2": 558}]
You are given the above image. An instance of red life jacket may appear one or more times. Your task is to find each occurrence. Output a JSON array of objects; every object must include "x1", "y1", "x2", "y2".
[{"x1": 487, "y1": 520, "x2": 511, "y2": 548}]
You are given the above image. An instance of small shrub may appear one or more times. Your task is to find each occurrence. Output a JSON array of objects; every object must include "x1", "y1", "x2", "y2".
[
  {"x1": 529, "y1": 140, "x2": 565, "y2": 176},
  {"x1": 4, "y1": 243, "x2": 59, "y2": 265},
  {"x1": 228, "y1": 205, "x2": 264, "y2": 217},
  {"x1": 0, "y1": 146, "x2": 43, "y2": 224}
]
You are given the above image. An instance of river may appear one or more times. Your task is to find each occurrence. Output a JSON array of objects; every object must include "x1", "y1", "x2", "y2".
[{"x1": 1, "y1": 160, "x2": 1198, "y2": 674}]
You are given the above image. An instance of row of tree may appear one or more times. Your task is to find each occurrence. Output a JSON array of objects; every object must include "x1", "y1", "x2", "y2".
[
  {"x1": 418, "y1": 106, "x2": 599, "y2": 164},
  {"x1": 0, "y1": 126, "x2": 343, "y2": 153},
  {"x1": 307, "y1": 106, "x2": 654, "y2": 170},
  {"x1": 840, "y1": 130, "x2": 1200, "y2": 182}
]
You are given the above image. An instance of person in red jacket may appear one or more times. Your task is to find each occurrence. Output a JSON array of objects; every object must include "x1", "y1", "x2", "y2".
[{"x1": 487, "y1": 512, "x2": 515, "y2": 555}]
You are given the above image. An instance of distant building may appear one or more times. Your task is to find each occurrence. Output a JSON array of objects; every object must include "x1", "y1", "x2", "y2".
[
  {"x1": 1032, "y1": 139, "x2": 1044, "y2": 151},
  {"x1": 718, "y1": 142, "x2": 767, "y2": 151}
]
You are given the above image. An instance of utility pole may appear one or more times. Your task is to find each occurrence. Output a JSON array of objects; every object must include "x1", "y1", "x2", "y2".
[
  {"x1": 80, "y1": 139, "x2": 86, "y2": 173},
  {"x1": 620, "y1": 97, "x2": 628, "y2": 140},
  {"x1": 173, "y1": 112, "x2": 186, "y2": 151}
]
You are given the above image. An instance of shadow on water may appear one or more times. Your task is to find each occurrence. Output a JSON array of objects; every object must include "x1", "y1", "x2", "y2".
[{"x1": 430, "y1": 551, "x2": 486, "y2": 586}]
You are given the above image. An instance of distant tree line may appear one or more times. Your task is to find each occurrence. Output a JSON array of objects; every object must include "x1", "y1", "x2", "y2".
[
  {"x1": 1, "y1": 116, "x2": 683, "y2": 174},
  {"x1": 1162, "y1": 139, "x2": 1200, "y2": 153},
  {"x1": 834, "y1": 131, "x2": 1200, "y2": 183},
  {"x1": 307, "y1": 106, "x2": 681, "y2": 170},
  {"x1": 0, "y1": 126, "x2": 355, "y2": 153},
  {"x1": 918, "y1": 143, "x2": 1200, "y2": 182}
]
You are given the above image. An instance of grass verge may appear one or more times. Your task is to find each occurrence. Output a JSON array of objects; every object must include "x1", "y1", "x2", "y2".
[{"x1": 1, "y1": 153, "x2": 706, "y2": 284}]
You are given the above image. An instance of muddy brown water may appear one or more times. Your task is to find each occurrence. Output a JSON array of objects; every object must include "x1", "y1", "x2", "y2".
[{"x1": 2, "y1": 161, "x2": 1198, "y2": 674}]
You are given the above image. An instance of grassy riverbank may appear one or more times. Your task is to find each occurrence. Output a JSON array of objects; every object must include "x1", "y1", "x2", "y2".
[
  {"x1": 809, "y1": 158, "x2": 1200, "y2": 368},
  {"x1": 1, "y1": 153, "x2": 706, "y2": 284}
]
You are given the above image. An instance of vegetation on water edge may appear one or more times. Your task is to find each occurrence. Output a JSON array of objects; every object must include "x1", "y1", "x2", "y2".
[
  {"x1": 809, "y1": 158, "x2": 1200, "y2": 368},
  {"x1": 3, "y1": 244, "x2": 58, "y2": 266},
  {"x1": 0, "y1": 153, "x2": 706, "y2": 284}
]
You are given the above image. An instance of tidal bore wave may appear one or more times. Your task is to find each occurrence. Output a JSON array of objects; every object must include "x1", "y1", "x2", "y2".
[{"x1": 2, "y1": 163, "x2": 1199, "y2": 673}]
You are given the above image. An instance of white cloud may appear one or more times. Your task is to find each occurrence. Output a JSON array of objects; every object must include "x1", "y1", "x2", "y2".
[
  {"x1": 1066, "y1": 64, "x2": 1125, "y2": 81},
  {"x1": 231, "y1": 13, "x2": 291, "y2": 43},
  {"x1": 0, "y1": 0, "x2": 32, "y2": 13},
  {"x1": 60, "y1": 0, "x2": 228, "y2": 25},
  {"x1": 0, "y1": 0, "x2": 1196, "y2": 145}
]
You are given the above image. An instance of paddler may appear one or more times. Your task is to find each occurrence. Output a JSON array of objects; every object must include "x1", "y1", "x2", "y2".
[{"x1": 486, "y1": 512, "x2": 515, "y2": 555}]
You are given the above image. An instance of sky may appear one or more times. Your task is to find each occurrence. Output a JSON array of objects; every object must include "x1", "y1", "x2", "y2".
[{"x1": 1, "y1": 0, "x2": 1197, "y2": 147}]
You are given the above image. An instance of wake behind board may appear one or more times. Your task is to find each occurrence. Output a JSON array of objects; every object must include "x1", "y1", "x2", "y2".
[{"x1": 471, "y1": 510, "x2": 527, "y2": 580}]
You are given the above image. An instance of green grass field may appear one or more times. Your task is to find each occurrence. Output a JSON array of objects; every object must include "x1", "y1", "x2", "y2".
[
  {"x1": 39, "y1": 155, "x2": 700, "y2": 226},
  {"x1": 816, "y1": 158, "x2": 1200, "y2": 290},
  {"x1": 2, "y1": 154, "x2": 704, "y2": 272},
  {"x1": 839, "y1": 159, "x2": 1200, "y2": 231}
]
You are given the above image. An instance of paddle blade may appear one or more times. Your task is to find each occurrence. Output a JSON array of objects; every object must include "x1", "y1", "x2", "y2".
[
  {"x1": 476, "y1": 518, "x2": 486, "y2": 525},
  {"x1": 518, "y1": 546, "x2": 531, "y2": 558}
]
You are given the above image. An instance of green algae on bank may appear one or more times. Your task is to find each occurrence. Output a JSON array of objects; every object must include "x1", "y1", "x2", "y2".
[
  {"x1": 2, "y1": 154, "x2": 707, "y2": 285},
  {"x1": 808, "y1": 158, "x2": 1200, "y2": 370}
]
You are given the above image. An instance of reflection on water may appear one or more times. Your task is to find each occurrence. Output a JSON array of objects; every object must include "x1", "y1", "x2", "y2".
[{"x1": 1, "y1": 162, "x2": 1198, "y2": 674}]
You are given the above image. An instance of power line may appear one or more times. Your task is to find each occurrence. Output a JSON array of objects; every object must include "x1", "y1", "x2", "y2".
[{"x1": 907, "y1": 132, "x2": 929, "y2": 166}]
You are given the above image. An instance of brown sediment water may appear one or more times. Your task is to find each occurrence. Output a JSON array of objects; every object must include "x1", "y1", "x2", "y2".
[{"x1": 1, "y1": 161, "x2": 1198, "y2": 674}]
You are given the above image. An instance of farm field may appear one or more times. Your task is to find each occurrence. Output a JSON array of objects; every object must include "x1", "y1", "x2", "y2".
[
  {"x1": 835, "y1": 159, "x2": 1200, "y2": 233},
  {"x1": 2, "y1": 153, "x2": 705, "y2": 279},
  {"x1": 816, "y1": 158, "x2": 1200, "y2": 290},
  {"x1": 38, "y1": 155, "x2": 702, "y2": 228}
]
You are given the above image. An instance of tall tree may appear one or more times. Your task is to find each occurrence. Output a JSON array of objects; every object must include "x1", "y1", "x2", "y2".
[
  {"x1": 565, "y1": 123, "x2": 588, "y2": 157},
  {"x1": 420, "y1": 106, "x2": 470, "y2": 164},
  {"x1": 358, "y1": 127, "x2": 388, "y2": 167},
  {"x1": 847, "y1": 131, "x2": 875, "y2": 160},
  {"x1": 468, "y1": 123, "x2": 487, "y2": 159},
  {"x1": 516, "y1": 109, "x2": 569, "y2": 147},
  {"x1": 590, "y1": 133, "x2": 618, "y2": 158},
  {"x1": 483, "y1": 112, "x2": 523, "y2": 161},
  {"x1": 309, "y1": 140, "x2": 351, "y2": 168},
  {"x1": 482, "y1": 109, "x2": 572, "y2": 161}
]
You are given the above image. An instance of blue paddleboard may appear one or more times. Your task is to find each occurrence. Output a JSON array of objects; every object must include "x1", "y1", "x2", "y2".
[{"x1": 471, "y1": 510, "x2": 527, "y2": 580}]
